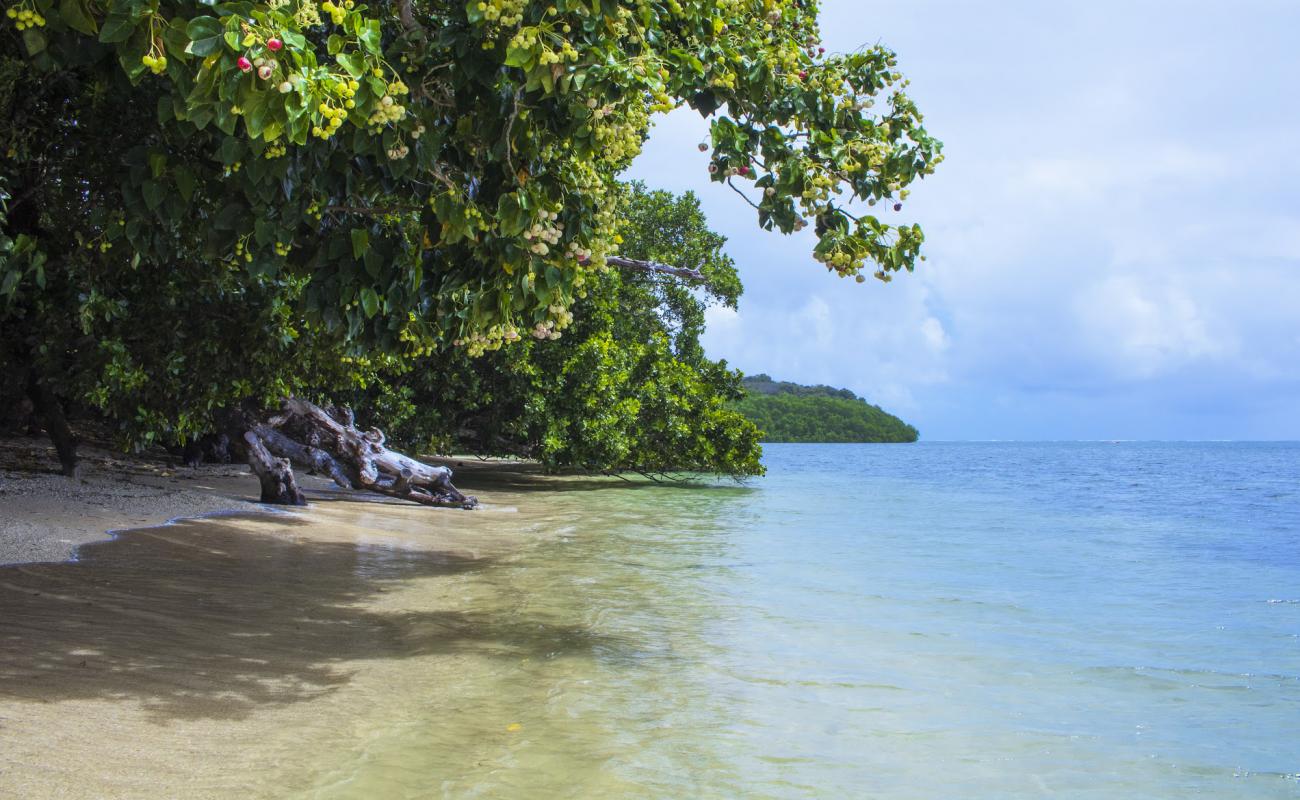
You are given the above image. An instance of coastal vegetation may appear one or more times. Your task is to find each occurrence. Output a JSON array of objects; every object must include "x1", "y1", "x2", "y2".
[
  {"x1": 734, "y1": 375, "x2": 918, "y2": 442},
  {"x1": 0, "y1": 0, "x2": 941, "y2": 502}
]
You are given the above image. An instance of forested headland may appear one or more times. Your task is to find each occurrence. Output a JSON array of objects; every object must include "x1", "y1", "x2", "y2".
[
  {"x1": 1, "y1": 0, "x2": 941, "y2": 504},
  {"x1": 734, "y1": 375, "x2": 918, "y2": 443}
]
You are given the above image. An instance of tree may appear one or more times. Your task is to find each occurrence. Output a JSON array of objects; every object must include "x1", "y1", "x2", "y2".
[
  {"x1": 1, "y1": 0, "x2": 942, "y2": 501},
  {"x1": 337, "y1": 182, "x2": 764, "y2": 477}
]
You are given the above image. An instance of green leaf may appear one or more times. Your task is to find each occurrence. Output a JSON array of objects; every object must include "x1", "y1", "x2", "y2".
[
  {"x1": 142, "y1": 180, "x2": 165, "y2": 210},
  {"x1": 184, "y1": 17, "x2": 225, "y2": 56},
  {"x1": 336, "y1": 52, "x2": 365, "y2": 77},
  {"x1": 350, "y1": 227, "x2": 369, "y2": 258},
  {"x1": 22, "y1": 28, "x2": 47, "y2": 55},
  {"x1": 217, "y1": 136, "x2": 241, "y2": 164},
  {"x1": 243, "y1": 90, "x2": 273, "y2": 138},
  {"x1": 255, "y1": 217, "x2": 276, "y2": 246},
  {"x1": 0, "y1": 270, "x2": 19, "y2": 297},
  {"x1": 98, "y1": 10, "x2": 137, "y2": 43},
  {"x1": 504, "y1": 44, "x2": 532, "y2": 68},
  {"x1": 174, "y1": 166, "x2": 197, "y2": 203},
  {"x1": 58, "y1": 0, "x2": 96, "y2": 35},
  {"x1": 358, "y1": 19, "x2": 381, "y2": 54},
  {"x1": 359, "y1": 287, "x2": 378, "y2": 317}
]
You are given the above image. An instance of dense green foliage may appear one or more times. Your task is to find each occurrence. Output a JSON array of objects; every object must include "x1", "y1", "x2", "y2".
[
  {"x1": 0, "y1": 0, "x2": 939, "y2": 475},
  {"x1": 734, "y1": 374, "x2": 917, "y2": 443},
  {"x1": 337, "y1": 184, "x2": 763, "y2": 475}
]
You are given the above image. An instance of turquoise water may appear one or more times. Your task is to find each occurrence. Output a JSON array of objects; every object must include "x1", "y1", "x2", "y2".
[
  {"x1": 433, "y1": 442, "x2": 1300, "y2": 798},
  {"x1": 688, "y1": 442, "x2": 1300, "y2": 797},
  {"x1": 5, "y1": 442, "x2": 1298, "y2": 798}
]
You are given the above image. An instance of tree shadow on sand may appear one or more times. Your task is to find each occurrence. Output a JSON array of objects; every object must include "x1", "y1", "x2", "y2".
[{"x1": 0, "y1": 515, "x2": 638, "y2": 722}]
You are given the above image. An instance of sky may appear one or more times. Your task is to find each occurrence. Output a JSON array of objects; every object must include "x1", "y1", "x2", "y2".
[{"x1": 625, "y1": 0, "x2": 1300, "y2": 440}]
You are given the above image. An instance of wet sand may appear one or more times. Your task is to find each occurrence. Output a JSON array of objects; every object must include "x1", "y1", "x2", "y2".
[
  {"x1": 0, "y1": 467, "x2": 587, "y2": 799},
  {"x1": 0, "y1": 435, "x2": 287, "y2": 566}
]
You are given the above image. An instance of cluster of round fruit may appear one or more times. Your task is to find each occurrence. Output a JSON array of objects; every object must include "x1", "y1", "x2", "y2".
[
  {"x1": 232, "y1": 238, "x2": 254, "y2": 263},
  {"x1": 85, "y1": 239, "x2": 113, "y2": 253},
  {"x1": 319, "y1": 0, "x2": 353, "y2": 25},
  {"x1": 590, "y1": 106, "x2": 649, "y2": 165},
  {"x1": 473, "y1": 0, "x2": 524, "y2": 26},
  {"x1": 564, "y1": 238, "x2": 593, "y2": 263},
  {"x1": 367, "y1": 94, "x2": 406, "y2": 127},
  {"x1": 273, "y1": 241, "x2": 291, "y2": 256},
  {"x1": 263, "y1": 141, "x2": 287, "y2": 158},
  {"x1": 530, "y1": 318, "x2": 563, "y2": 341},
  {"x1": 522, "y1": 211, "x2": 563, "y2": 255},
  {"x1": 305, "y1": 200, "x2": 324, "y2": 221},
  {"x1": 141, "y1": 53, "x2": 168, "y2": 75},
  {"x1": 709, "y1": 70, "x2": 737, "y2": 91},
  {"x1": 5, "y1": 5, "x2": 44, "y2": 29},
  {"x1": 223, "y1": 161, "x2": 243, "y2": 176},
  {"x1": 708, "y1": 161, "x2": 753, "y2": 179},
  {"x1": 386, "y1": 143, "x2": 410, "y2": 160},
  {"x1": 537, "y1": 40, "x2": 579, "y2": 66},
  {"x1": 455, "y1": 326, "x2": 520, "y2": 356},
  {"x1": 815, "y1": 247, "x2": 860, "y2": 272},
  {"x1": 312, "y1": 103, "x2": 348, "y2": 139}
]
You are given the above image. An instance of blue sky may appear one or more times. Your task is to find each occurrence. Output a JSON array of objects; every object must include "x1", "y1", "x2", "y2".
[{"x1": 626, "y1": 1, "x2": 1300, "y2": 440}]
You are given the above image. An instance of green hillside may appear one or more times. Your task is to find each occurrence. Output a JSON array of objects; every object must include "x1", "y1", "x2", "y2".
[{"x1": 734, "y1": 375, "x2": 919, "y2": 443}]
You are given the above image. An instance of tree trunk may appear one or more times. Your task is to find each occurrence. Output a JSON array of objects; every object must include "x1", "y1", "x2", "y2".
[
  {"x1": 26, "y1": 369, "x2": 79, "y2": 478},
  {"x1": 242, "y1": 398, "x2": 477, "y2": 509},
  {"x1": 243, "y1": 430, "x2": 306, "y2": 505}
]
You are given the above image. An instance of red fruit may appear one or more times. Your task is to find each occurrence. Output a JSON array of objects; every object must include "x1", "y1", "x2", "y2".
[
  {"x1": 738, "y1": 166, "x2": 750, "y2": 176},
  {"x1": 798, "y1": 70, "x2": 808, "y2": 80},
  {"x1": 266, "y1": 38, "x2": 283, "y2": 51},
  {"x1": 237, "y1": 56, "x2": 252, "y2": 72},
  {"x1": 819, "y1": 47, "x2": 825, "y2": 54}
]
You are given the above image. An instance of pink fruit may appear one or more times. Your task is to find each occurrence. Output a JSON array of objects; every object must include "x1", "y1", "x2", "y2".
[
  {"x1": 819, "y1": 47, "x2": 825, "y2": 54},
  {"x1": 237, "y1": 56, "x2": 252, "y2": 72},
  {"x1": 738, "y1": 166, "x2": 750, "y2": 176},
  {"x1": 266, "y1": 38, "x2": 283, "y2": 51},
  {"x1": 258, "y1": 64, "x2": 273, "y2": 80},
  {"x1": 798, "y1": 70, "x2": 808, "y2": 80}
]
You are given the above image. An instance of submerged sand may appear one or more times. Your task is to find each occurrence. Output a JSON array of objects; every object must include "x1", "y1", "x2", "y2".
[{"x1": 0, "y1": 463, "x2": 588, "y2": 799}]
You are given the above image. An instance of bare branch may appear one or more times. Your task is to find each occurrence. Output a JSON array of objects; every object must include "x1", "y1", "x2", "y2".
[
  {"x1": 604, "y1": 256, "x2": 706, "y2": 283},
  {"x1": 397, "y1": 0, "x2": 423, "y2": 34}
]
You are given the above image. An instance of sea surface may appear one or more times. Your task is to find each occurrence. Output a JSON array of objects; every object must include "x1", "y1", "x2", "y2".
[{"x1": 2, "y1": 442, "x2": 1299, "y2": 798}]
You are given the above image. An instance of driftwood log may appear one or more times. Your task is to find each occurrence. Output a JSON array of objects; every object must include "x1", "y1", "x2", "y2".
[{"x1": 243, "y1": 398, "x2": 477, "y2": 509}]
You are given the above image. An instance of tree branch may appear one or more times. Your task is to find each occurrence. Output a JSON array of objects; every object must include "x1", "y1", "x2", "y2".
[
  {"x1": 396, "y1": 0, "x2": 423, "y2": 34},
  {"x1": 604, "y1": 256, "x2": 706, "y2": 283}
]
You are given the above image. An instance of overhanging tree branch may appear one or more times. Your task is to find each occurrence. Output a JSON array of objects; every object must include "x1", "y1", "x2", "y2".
[{"x1": 604, "y1": 256, "x2": 706, "y2": 283}]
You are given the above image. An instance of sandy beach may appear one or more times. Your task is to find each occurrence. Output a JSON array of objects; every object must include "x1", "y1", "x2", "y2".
[
  {"x1": 0, "y1": 437, "x2": 582, "y2": 799},
  {"x1": 0, "y1": 435, "x2": 284, "y2": 566}
]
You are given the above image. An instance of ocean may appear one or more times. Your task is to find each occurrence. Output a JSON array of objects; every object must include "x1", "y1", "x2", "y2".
[{"x1": 2, "y1": 442, "x2": 1298, "y2": 798}]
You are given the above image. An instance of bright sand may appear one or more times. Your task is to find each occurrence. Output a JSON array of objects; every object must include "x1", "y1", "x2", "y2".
[{"x1": 0, "y1": 466, "x2": 596, "y2": 799}]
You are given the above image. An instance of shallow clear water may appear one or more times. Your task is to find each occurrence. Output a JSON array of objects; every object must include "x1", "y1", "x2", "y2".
[{"x1": 2, "y1": 443, "x2": 1299, "y2": 798}]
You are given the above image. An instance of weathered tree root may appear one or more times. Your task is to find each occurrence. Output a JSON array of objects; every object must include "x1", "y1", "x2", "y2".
[{"x1": 243, "y1": 398, "x2": 477, "y2": 509}]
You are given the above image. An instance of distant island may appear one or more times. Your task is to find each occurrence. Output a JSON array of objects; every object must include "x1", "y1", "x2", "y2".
[{"x1": 734, "y1": 375, "x2": 919, "y2": 443}]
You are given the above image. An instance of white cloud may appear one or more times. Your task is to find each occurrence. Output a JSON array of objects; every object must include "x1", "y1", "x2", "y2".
[{"x1": 628, "y1": 0, "x2": 1300, "y2": 438}]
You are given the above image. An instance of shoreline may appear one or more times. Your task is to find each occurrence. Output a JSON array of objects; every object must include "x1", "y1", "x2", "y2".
[
  {"x1": 0, "y1": 433, "x2": 548, "y2": 567},
  {"x1": 0, "y1": 435, "x2": 297, "y2": 567}
]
